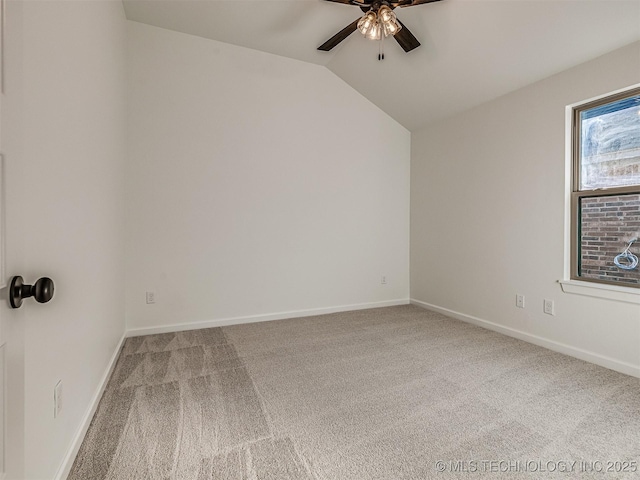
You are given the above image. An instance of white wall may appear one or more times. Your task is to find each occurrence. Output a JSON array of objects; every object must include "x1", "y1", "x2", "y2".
[
  {"x1": 411, "y1": 42, "x2": 640, "y2": 375},
  {"x1": 1, "y1": 1, "x2": 127, "y2": 478},
  {"x1": 125, "y1": 22, "x2": 410, "y2": 332}
]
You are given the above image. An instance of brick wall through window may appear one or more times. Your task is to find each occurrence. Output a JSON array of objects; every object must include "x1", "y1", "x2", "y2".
[{"x1": 580, "y1": 194, "x2": 640, "y2": 284}]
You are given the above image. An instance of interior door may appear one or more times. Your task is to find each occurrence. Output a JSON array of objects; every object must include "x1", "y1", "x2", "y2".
[
  {"x1": 0, "y1": 0, "x2": 6, "y2": 475},
  {"x1": 0, "y1": 0, "x2": 27, "y2": 477}
]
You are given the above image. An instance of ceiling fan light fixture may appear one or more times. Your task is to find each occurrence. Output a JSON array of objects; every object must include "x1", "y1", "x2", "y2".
[
  {"x1": 357, "y1": 11, "x2": 382, "y2": 41},
  {"x1": 382, "y1": 19, "x2": 401, "y2": 36},
  {"x1": 378, "y1": 5, "x2": 401, "y2": 37},
  {"x1": 357, "y1": 11, "x2": 377, "y2": 35},
  {"x1": 378, "y1": 5, "x2": 394, "y2": 24},
  {"x1": 368, "y1": 21, "x2": 383, "y2": 40},
  {"x1": 319, "y1": 0, "x2": 438, "y2": 54}
]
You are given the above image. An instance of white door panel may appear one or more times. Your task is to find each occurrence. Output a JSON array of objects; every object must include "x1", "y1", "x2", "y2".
[{"x1": 1, "y1": 0, "x2": 26, "y2": 478}]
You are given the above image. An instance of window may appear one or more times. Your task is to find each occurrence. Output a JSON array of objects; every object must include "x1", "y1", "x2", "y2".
[{"x1": 571, "y1": 88, "x2": 640, "y2": 287}]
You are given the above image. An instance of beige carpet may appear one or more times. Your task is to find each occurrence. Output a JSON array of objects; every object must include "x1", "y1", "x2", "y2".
[{"x1": 69, "y1": 305, "x2": 640, "y2": 479}]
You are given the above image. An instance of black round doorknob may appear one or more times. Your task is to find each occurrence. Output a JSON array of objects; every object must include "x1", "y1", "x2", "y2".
[{"x1": 10, "y1": 276, "x2": 55, "y2": 308}]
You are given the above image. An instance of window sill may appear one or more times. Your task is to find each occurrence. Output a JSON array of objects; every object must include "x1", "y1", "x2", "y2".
[{"x1": 559, "y1": 280, "x2": 640, "y2": 304}]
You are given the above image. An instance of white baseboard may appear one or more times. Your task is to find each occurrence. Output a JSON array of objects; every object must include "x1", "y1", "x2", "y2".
[
  {"x1": 54, "y1": 332, "x2": 127, "y2": 480},
  {"x1": 127, "y1": 299, "x2": 411, "y2": 337},
  {"x1": 410, "y1": 298, "x2": 640, "y2": 379}
]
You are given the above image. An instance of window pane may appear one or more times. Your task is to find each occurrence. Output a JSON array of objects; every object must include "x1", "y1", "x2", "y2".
[
  {"x1": 578, "y1": 194, "x2": 640, "y2": 285},
  {"x1": 580, "y1": 93, "x2": 640, "y2": 190}
]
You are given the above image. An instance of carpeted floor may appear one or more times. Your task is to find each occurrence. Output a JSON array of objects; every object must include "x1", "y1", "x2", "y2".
[{"x1": 69, "y1": 305, "x2": 640, "y2": 479}]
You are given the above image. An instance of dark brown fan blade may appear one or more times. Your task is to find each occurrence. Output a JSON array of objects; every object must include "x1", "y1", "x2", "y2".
[
  {"x1": 323, "y1": 0, "x2": 356, "y2": 4},
  {"x1": 393, "y1": 19, "x2": 421, "y2": 52},
  {"x1": 397, "y1": 0, "x2": 442, "y2": 6},
  {"x1": 318, "y1": 19, "x2": 360, "y2": 51}
]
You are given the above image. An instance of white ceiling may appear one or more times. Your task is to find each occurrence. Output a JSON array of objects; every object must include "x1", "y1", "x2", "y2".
[{"x1": 122, "y1": 0, "x2": 640, "y2": 131}]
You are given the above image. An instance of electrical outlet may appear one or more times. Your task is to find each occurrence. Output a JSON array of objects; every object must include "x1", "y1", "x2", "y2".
[
  {"x1": 146, "y1": 291, "x2": 155, "y2": 304},
  {"x1": 516, "y1": 294, "x2": 525, "y2": 308},
  {"x1": 381, "y1": 275, "x2": 387, "y2": 285},
  {"x1": 544, "y1": 299, "x2": 555, "y2": 316},
  {"x1": 54, "y1": 380, "x2": 63, "y2": 418}
]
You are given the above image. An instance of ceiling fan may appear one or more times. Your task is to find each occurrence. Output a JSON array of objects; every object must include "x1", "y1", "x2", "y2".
[{"x1": 318, "y1": 0, "x2": 443, "y2": 56}]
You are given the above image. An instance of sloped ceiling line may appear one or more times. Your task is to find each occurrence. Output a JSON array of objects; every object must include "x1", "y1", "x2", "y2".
[{"x1": 122, "y1": 0, "x2": 640, "y2": 131}]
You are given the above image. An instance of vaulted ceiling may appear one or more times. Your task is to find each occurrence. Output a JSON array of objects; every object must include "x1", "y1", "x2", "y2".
[{"x1": 123, "y1": 0, "x2": 640, "y2": 131}]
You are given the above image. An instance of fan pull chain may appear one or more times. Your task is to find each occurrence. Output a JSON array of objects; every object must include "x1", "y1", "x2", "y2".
[{"x1": 378, "y1": 34, "x2": 385, "y2": 61}]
